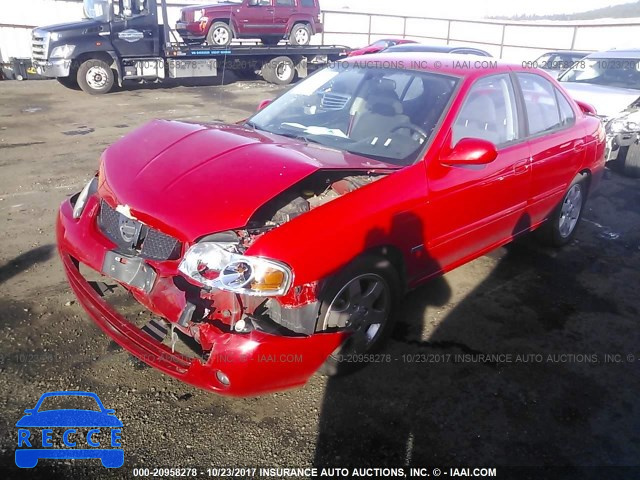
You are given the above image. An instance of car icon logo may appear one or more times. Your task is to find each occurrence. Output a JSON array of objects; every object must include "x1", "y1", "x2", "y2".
[{"x1": 15, "y1": 391, "x2": 124, "y2": 468}]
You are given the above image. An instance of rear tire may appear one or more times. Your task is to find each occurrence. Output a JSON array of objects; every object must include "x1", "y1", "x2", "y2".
[
  {"x1": 536, "y1": 174, "x2": 587, "y2": 247},
  {"x1": 77, "y1": 59, "x2": 115, "y2": 95},
  {"x1": 622, "y1": 141, "x2": 640, "y2": 178},
  {"x1": 317, "y1": 255, "x2": 400, "y2": 377},
  {"x1": 289, "y1": 23, "x2": 311, "y2": 46},
  {"x1": 206, "y1": 22, "x2": 233, "y2": 47},
  {"x1": 261, "y1": 56, "x2": 295, "y2": 85}
]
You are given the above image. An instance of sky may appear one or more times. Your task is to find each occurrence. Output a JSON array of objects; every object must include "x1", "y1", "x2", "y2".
[{"x1": 320, "y1": 0, "x2": 633, "y2": 18}]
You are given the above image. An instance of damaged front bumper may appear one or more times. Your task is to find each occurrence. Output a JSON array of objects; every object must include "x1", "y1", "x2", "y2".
[
  {"x1": 56, "y1": 196, "x2": 346, "y2": 396},
  {"x1": 606, "y1": 131, "x2": 640, "y2": 161}
]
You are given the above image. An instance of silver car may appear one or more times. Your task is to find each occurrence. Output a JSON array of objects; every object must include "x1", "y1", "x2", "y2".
[{"x1": 558, "y1": 49, "x2": 640, "y2": 177}]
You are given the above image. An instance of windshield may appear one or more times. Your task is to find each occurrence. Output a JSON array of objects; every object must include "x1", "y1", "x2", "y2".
[
  {"x1": 84, "y1": 0, "x2": 109, "y2": 21},
  {"x1": 248, "y1": 66, "x2": 458, "y2": 166},
  {"x1": 559, "y1": 57, "x2": 640, "y2": 90}
]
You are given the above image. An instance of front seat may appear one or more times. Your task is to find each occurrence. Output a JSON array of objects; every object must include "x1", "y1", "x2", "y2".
[{"x1": 350, "y1": 79, "x2": 410, "y2": 141}]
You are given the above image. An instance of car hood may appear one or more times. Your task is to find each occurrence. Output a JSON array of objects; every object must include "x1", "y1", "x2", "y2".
[
  {"x1": 182, "y1": 3, "x2": 234, "y2": 13},
  {"x1": 16, "y1": 410, "x2": 123, "y2": 428},
  {"x1": 36, "y1": 19, "x2": 102, "y2": 35},
  {"x1": 560, "y1": 82, "x2": 640, "y2": 119},
  {"x1": 99, "y1": 120, "x2": 395, "y2": 242}
]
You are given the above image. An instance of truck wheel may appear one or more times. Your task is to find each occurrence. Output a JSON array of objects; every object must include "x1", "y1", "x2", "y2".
[
  {"x1": 77, "y1": 59, "x2": 115, "y2": 95},
  {"x1": 206, "y1": 22, "x2": 233, "y2": 47},
  {"x1": 290, "y1": 23, "x2": 311, "y2": 46},
  {"x1": 622, "y1": 141, "x2": 640, "y2": 178},
  {"x1": 316, "y1": 255, "x2": 400, "y2": 376},
  {"x1": 261, "y1": 56, "x2": 295, "y2": 85},
  {"x1": 57, "y1": 76, "x2": 80, "y2": 90},
  {"x1": 536, "y1": 174, "x2": 587, "y2": 247}
]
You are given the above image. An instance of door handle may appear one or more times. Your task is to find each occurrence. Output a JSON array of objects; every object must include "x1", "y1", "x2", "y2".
[
  {"x1": 573, "y1": 140, "x2": 586, "y2": 152},
  {"x1": 513, "y1": 159, "x2": 530, "y2": 175}
]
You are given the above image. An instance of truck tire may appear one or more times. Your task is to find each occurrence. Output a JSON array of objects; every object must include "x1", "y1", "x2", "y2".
[
  {"x1": 77, "y1": 59, "x2": 115, "y2": 95},
  {"x1": 261, "y1": 56, "x2": 295, "y2": 85},
  {"x1": 289, "y1": 23, "x2": 311, "y2": 46},
  {"x1": 206, "y1": 22, "x2": 233, "y2": 47},
  {"x1": 622, "y1": 141, "x2": 640, "y2": 178},
  {"x1": 57, "y1": 76, "x2": 80, "y2": 90}
]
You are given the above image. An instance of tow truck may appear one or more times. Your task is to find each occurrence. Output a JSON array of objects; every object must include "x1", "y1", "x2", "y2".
[{"x1": 31, "y1": 0, "x2": 349, "y2": 94}]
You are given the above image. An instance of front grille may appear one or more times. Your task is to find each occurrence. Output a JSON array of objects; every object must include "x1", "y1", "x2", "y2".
[
  {"x1": 31, "y1": 29, "x2": 49, "y2": 62},
  {"x1": 98, "y1": 200, "x2": 182, "y2": 261},
  {"x1": 321, "y1": 92, "x2": 350, "y2": 110}
]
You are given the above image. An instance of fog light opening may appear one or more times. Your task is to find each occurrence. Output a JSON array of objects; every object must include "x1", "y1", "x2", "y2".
[{"x1": 216, "y1": 370, "x2": 230, "y2": 386}]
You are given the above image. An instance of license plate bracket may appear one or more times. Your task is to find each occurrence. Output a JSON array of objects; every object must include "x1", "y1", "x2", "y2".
[{"x1": 102, "y1": 251, "x2": 157, "y2": 293}]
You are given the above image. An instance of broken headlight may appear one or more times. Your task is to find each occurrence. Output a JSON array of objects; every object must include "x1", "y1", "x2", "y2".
[
  {"x1": 72, "y1": 175, "x2": 98, "y2": 219},
  {"x1": 607, "y1": 111, "x2": 640, "y2": 134},
  {"x1": 178, "y1": 242, "x2": 292, "y2": 296}
]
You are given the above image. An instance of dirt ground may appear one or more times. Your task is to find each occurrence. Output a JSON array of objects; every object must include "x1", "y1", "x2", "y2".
[{"x1": 0, "y1": 78, "x2": 639, "y2": 479}]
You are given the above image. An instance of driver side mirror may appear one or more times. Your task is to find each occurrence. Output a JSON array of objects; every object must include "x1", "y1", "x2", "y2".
[
  {"x1": 257, "y1": 99, "x2": 272, "y2": 111},
  {"x1": 24, "y1": 409, "x2": 35, "y2": 415},
  {"x1": 441, "y1": 137, "x2": 497, "y2": 166}
]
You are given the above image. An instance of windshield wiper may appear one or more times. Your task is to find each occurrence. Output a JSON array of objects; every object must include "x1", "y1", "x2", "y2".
[
  {"x1": 244, "y1": 120, "x2": 262, "y2": 130},
  {"x1": 276, "y1": 131, "x2": 322, "y2": 145}
]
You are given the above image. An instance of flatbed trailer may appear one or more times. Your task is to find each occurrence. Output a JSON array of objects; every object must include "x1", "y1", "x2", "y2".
[{"x1": 31, "y1": 0, "x2": 350, "y2": 94}]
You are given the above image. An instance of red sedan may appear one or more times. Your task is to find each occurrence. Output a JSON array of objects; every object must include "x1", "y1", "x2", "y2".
[
  {"x1": 347, "y1": 38, "x2": 417, "y2": 57},
  {"x1": 57, "y1": 54, "x2": 605, "y2": 396}
]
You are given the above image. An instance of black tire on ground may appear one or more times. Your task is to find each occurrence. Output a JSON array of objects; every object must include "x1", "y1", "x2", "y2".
[
  {"x1": 536, "y1": 173, "x2": 588, "y2": 247},
  {"x1": 77, "y1": 59, "x2": 115, "y2": 95},
  {"x1": 622, "y1": 141, "x2": 640, "y2": 178},
  {"x1": 260, "y1": 37, "x2": 280, "y2": 46},
  {"x1": 261, "y1": 56, "x2": 295, "y2": 85},
  {"x1": 57, "y1": 76, "x2": 80, "y2": 90},
  {"x1": 316, "y1": 255, "x2": 401, "y2": 377},
  {"x1": 206, "y1": 22, "x2": 233, "y2": 46},
  {"x1": 289, "y1": 23, "x2": 311, "y2": 46}
]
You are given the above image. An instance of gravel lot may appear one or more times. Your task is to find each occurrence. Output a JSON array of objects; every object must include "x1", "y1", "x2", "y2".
[{"x1": 0, "y1": 78, "x2": 639, "y2": 479}]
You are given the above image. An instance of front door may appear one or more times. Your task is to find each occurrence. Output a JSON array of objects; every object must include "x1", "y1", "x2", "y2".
[
  {"x1": 236, "y1": 0, "x2": 275, "y2": 36},
  {"x1": 426, "y1": 73, "x2": 532, "y2": 271},
  {"x1": 111, "y1": 0, "x2": 159, "y2": 57}
]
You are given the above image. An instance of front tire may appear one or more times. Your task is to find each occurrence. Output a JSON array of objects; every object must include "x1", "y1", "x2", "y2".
[
  {"x1": 57, "y1": 76, "x2": 80, "y2": 90},
  {"x1": 290, "y1": 23, "x2": 311, "y2": 46},
  {"x1": 622, "y1": 141, "x2": 640, "y2": 178},
  {"x1": 77, "y1": 59, "x2": 115, "y2": 95},
  {"x1": 206, "y1": 22, "x2": 233, "y2": 47},
  {"x1": 317, "y1": 255, "x2": 400, "y2": 376},
  {"x1": 536, "y1": 174, "x2": 587, "y2": 247}
]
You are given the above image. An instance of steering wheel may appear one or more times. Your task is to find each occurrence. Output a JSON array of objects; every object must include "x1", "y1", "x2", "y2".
[{"x1": 390, "y1": 124, "x2": 429, "y2": 141}]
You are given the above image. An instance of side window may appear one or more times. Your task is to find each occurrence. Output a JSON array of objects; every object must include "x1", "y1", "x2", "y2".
[
  {"x1": 516, "y1": 73, "x2": 561, "y2": 135},
  {"x1": 276, "y1": 0, "x2": 294, "y2": 5},
  {"x1": 300, "y1": 0, "x2": 315, "y2": 6},
  {"x1": 452, "y1": 74, "x2": 519, "y2": 147},
  {"x1": 555, "y1": 89, "x2": 576, "y2": 126}
]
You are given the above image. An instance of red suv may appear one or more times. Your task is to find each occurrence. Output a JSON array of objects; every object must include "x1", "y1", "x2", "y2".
[{"x1": 177, "y1": 0, "x2": 323, "y2": 47}]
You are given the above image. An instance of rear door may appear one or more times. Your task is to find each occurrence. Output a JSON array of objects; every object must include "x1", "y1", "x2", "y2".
[
  {"x1": 515, "y1": 72, "x2": 585, "y2": 226},
  {"x1": 273, "y1": 0, "x2": 296, "y2": 35},
  {"x1": 426, "y1": 73, "x2": 532, "y2": 270}
]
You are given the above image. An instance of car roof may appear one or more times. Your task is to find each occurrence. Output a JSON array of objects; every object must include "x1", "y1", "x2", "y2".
[
  {"x1": 346, "y1": 52, "x2": 514, "y2": 78},
  {"x1": 585, "y1": 49, "x2": 640, "y2": 59},
  {"x1": 385, "y1": 44, "x2": 491, "y2": 55}
]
